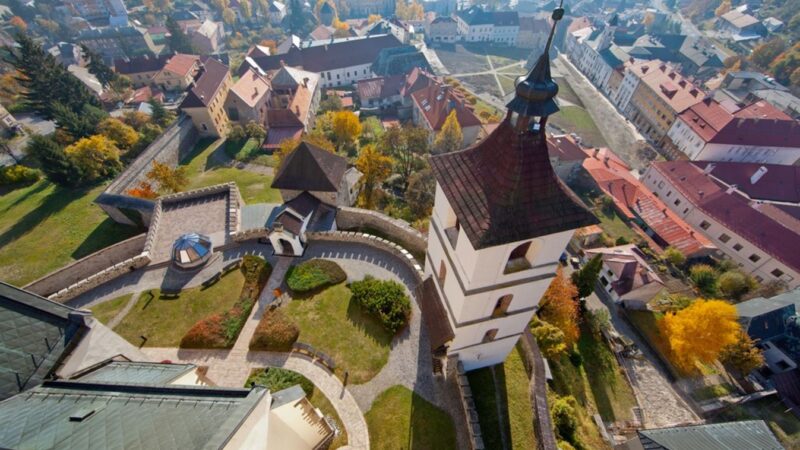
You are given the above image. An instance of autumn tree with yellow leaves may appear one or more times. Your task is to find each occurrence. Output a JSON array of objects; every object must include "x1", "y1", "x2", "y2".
[
  {"x1": 660, "y1": 299, "x2": 741, "y2": 373},
  {"x1": 331, "y1": 110, "x2": 362, "y2": 151},
  {"x1": 64, "y1": 135, "x2": 122, "y2": 182},
  {"x1": 433, "y1": 109, "x2": 463, "y2": 154},
  {"x1": 355, "y1": 144, "x2": 393, "y2": 209}
]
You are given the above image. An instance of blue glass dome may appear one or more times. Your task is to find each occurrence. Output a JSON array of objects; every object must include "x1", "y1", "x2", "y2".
[{"x1": 172, "y1": 233, "x2": 213, "y2": 269}]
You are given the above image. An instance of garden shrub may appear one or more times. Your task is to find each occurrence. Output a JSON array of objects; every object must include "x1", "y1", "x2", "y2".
[
  {"x1": 286, "y1": 258, "x2": 346, "y2": 293},
  {"x1": 181, "y1": 256, "x2": 271, "y2": 348},
  {"x1": 249, "y1": 309, "x2": 300, "y2": 351},
  {"x1": 690, "y1": 264, "x2": 718, "y2": 297},
  {"x1": 551, "y1": 395, "x2": 579, "y2": 446},
  {"x1": 350, "y1": 276, "x2": 411, "y2": 334},
  {"x1": 0, "y1": 165, "x2": 41, "y2": 185},
  {"x1": 246, "y1": 367, "x2": 314, "y2": 396}
]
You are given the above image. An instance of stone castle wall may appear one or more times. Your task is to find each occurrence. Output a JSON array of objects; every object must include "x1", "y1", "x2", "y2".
[{"x1": 335, "y1": 207, "x2": 427, "y2": 256}]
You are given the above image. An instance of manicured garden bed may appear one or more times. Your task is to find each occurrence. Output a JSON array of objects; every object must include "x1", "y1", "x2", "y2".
[
  {"x1": 246, "y1": 368, "x2": 348, "y2": 449},
  {"x1": 114, "y1": 270, "x2": 245, "y2": 347},
  {"x1": 366, "y1": 385, "x2": 456, "y2": 450},
  {"x1": 285, "y1": 259, "x2": 347, "y2": 294},
  {"x1": 89, "y1": 293, "x2": 132, "y2": 325},
  {"x1": 249, "y1": 309, "x2": 299, "y2": 351},
  {"x1": 284, "y1": 283, "x2": 392, "y2": 383},
  {"x1": 349, "y1": 276, "x2": 411, "y2": 334},
  {"x1": 181, "y1": 255, "x2": 271, "y2": 348}
]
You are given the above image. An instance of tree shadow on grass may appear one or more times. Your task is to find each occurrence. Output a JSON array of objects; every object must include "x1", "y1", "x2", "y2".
[
  {"x1": 344, "y1": 295, "x2": 394, "y2": 347},
  {"x1": 0, "y1": 184, "x2": 88, "y2": 249},
  {"x1": 0, "y1": 179, "x2": 49, "y2": 212},
  {"x1": 71, "y1": 217, "x2": 141, "y2": 259}
]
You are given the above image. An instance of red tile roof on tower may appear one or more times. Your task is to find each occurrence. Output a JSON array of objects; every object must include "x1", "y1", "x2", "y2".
[
  {"x1": 583, "y1": 153, "x2": 715, "y2": 257},
  {"x1": 678, "y1": 99, "x2": 800, "y2": 147},
  {"x1": 651, "y1": 161, "x2": 800, "y2": 272},
  {"x1": 411, "y1": 85, "x2": 481, "y2": 131},
  {"x1": 430, "y1": 119, "x2": 597, "y2": 249}
]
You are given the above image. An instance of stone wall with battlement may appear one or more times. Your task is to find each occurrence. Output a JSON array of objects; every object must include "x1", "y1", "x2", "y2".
[
  {"x1": 335, "y1": 207, "x2": 427, "y2": 256},
  {"x1": 47, "y1": 253, "x2": 151, "y2": 303},
  {"x1": 23, "y1": 234, "x2": 148, "y2": 298}
]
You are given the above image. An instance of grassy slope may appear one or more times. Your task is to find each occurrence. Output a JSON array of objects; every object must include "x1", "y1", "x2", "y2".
[
  {"x1": 181, "y1": 138, "x2": 281, "y2": 204},
  {"x1": 549, "y1": 105, "x2": 608, "y2": 148},
  {"x1": 468, "y1": 345, "x2": 537, "y2": 450},
  {"x1": 366, "y1": 385, "x2": 457, "y2": 450},
  {"x1": 90, "y1": 293, "x2": 132, "y2": 325},
  {"x1": 0, "y1": 180, "x2": 140, "y2": 286},
  {"x1": 577, "y1": 327, "x2": 638, "y2": 423},
  {"x1": 284, "y1": 283, "x2": 392, "y2": 384},
  {"x1": 596, "y1": 208, "x2": 640, "y2": 243},
  {"x1": 114, "y1": 270, "x2": 245, "y2": 347}
]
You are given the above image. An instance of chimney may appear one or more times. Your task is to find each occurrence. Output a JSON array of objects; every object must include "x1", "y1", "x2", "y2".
[
  {"x1": 593, "y1": 148, "x2": 600, "y2": 158},
  {"x1": 303, "y1": 77, "x2": 309, "y2": 87},
  {"x1": 603, "y1": 155, "x2": 610, "y2": 166},
  {"x1": 750, "y1": 166, "x2": 768, "y2": 184},
  {"x1": 295, "y1": 105, "x2": 300, "y2": 116},
  {"x1": 726, "y1": 183, "x2": 738, "y2": 194},
  {"x1": 659, "y1": 63, "x2": 666, "y2": 72},
  {"x1": 641, "y1": 65, "x2": 649, "y2": 74}
]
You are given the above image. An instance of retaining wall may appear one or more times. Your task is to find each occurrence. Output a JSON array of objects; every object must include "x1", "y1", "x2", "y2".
[
  {"x1": 23, "y1": 234, "x2": 148, "y2": 298},
  {"x1": 48, "y1": 253, "x2": 151, "y2": 303},
  {"x1": 335, "y1": 207, "x2": 427, "y2": 257}
]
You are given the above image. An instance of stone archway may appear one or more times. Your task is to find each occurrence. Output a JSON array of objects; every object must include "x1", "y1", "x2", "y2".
[{"x1": 278, "y1": 238, "x2": 295, "y2": 256}]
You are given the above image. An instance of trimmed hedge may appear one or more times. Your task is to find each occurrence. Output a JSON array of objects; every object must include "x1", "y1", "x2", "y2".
[
  {"x1": 249, "y1": 309, "x2": 300, "y2": 351},
  {"x1": 181, "y1": 255, "x2": 272, "y2": 348},
  {"x1": 350, "y1": 276, "x2": 411, "y2": 334},
  {"x1": 286, "y1": 258, "x2": 347, "y2": 293}
]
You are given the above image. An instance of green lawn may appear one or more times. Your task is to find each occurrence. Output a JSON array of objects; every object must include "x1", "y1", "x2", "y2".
[
  {"x1": 366, "y1": 385, "x2": 457, "y2": 450},
  {"x1": 0, "y1": 180, "x2": 140, "y2": 286},
  {"x1": 692, "y1": 383, "x2": 734, "y2": 402},
  {"x1": 114, "y1": 269, "x2": 245, "y2": 347},
  {"x1": 553, "y1": 77, "x2": 584, "y2": 107},
  {"x1": 284, "y1": 283, "x2": 392, "y2": 384},
  {"x1": 596, "y1": 208, "x2": 639, "y2": 243},
  {"x1": 577, "y1": 325, "x2": 638, "y2": 422},
  {"x1": 549, "y1": 105, "x2": 608, "y2": 148},
  {"x1": 90, "y1": 293, "x2": 132, "y2": 325},
  {"x1": 246, "y1": 368, "x2": 348, "y2": 448},
  {"x1": 467, "y1": 344, "x2": 537, "y2": 450},
  {"x1": 713, "y1": 396, "x2": 800, "y2": 449},
  {"x1": 180, "y1": 138, "x2": 281, "y2": 204}
]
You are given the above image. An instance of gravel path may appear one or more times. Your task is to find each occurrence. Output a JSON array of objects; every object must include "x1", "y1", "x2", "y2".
[{"x1": 106, "y1": 291, "x2": 141, "y2": 329}]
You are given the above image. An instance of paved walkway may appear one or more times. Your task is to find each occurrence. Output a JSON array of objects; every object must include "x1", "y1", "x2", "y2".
[
  {"x1": 106, "y1": 291, "x2": 141, "y2": 329},
  {"x1": 143, "y1": 347, "x2": 369, "y2": 450}
]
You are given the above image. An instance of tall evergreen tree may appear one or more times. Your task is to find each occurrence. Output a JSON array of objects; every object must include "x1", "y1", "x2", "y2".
[
  {"x1": 4, "y1": 33, "x2": 99, "y2": 119},
  {"x1": 80, "y1": 44, "x2": 116, "y2": 88},
  {"x1": 25, "y1": 134, "x2": 83, "y2": 186},
  {"x1": 51, "y1": 103, "x2": 107, "y2": 140},
  {"x1": 166, "y1": 17, "x2": 195, "y2": 54},
  {"x1": 571, "y1": 254, "x2": 603, "y2": 298},
  {"x1": 288, "y1": 0, "x2": 310, "y2": 35}
]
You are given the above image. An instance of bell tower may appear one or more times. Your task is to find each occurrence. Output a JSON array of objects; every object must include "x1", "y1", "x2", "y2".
[{"x1": 422, "y1": 2, "x2": 598, "y2": 371}]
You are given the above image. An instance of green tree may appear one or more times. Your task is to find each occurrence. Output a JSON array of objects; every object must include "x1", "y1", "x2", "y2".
[
  {"x1": 319, "y1": 94, "x2": 343, "y2": 112},
  {"x1": 664, "y1": 246, "x2": 686, "y2": 266},
  {"x1": 378, "y1": 125, "x2": 429, "y2": 189},
  {"x1": 571, "y1": 254, "x2": 602, "y2": 298},
  {"x1": 228, "y1": 124, "x2": 247, "y2": 142},
  {"x1": 551, "y1": 395, "x2": 579, "y2": 445},
  {"x1": 689, "y1": 264, "x2": 718, "y2": 297},
  {"x1": 750, "y1": 37, "x2": 787, "y2": 68},
  {"x1": 166, "y1": 17, "x2": 195, "y2": 54},
  {"x1": 405, "y1": 168, "x2": 435, "y2": 219},
  {"x1": 223, "y1": 8, "x2": 237, "y2": 25},
  {"x1": 244, "y1": 120, "x2": 266, "y2": 141},
  {"x1": 51, "y1": 103, "x2": 107, "y2": 140},
  {"x1": 26, "y1": 134, "x2": 83, "y2": 186},
  {"x1": 80, "y1": 44, "x2": 116, "y2": 88},
  {"x1": 146, "y1": 160, "x2": 188, "y2": 193},
  {"x1": 97, "y1": 117, "x2": 139, "y2": 151},
  {"x1": 149, "y1": 98, "x2": 176, "y2": 128},
  {"x1": 433, "y1": 109, "x2": 462, "y2": 154},
  {"x1": 718, "y1": 270, "x2": 757, "y2": 301},
  {"x1": 531, "y1": 318, "x2": 568, "y2": 359},
  {"x1": 720, "y1": 332, "x2": 764, "y2": 376},
  {"x1": 4, "y1": 33, "x2": 99, "y2": 119}
]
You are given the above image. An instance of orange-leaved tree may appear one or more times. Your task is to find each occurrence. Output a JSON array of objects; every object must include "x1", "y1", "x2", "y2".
[
  {"x1": 660, "y1": 299, "x2": 740, "y2": 373},
  {"x1": 538, "y1": 267, "x2": 580, "y2": 349},
  {"x1": 127, "y1": 181, "x2": 159, "y2": 199},
  {"x1": 146, "y1": 161, "x2": 188, "y2": 194}
]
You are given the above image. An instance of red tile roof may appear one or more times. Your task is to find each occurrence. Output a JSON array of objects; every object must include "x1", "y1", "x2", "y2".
[
  {"x1": 547, "y1": 134, "x2": 588, "y2": 162},
  {"x1": 161, "y1": 53, "x2": 200, "y2": 77},
  {"x1": 652, "y1": 161, "x2": 800, "y2": 272},
  {"x1": 411, "y1": 85, "x2": 481, "y2": 131},
  {"x1": 630, "y1": 60, "x2": 703, "y2": 113},
  {"x1": 678, "y1": 99, "x2": 800, "y2": 147},
  {"x1": 400, "y1": 67, "x2": 439, "y2": 97},
  {"x1": 583, "y1": 154, "x2": 715, "y2": 257},
  {"x1": 694, "y1": 161, "x2": 800, "y2": 203},
  {"x1": 356, "y1": 75, "x2": 405, "y2": 101},
  {"x1": 429, "y1": 119, "x2": 597, "y2": 249}
]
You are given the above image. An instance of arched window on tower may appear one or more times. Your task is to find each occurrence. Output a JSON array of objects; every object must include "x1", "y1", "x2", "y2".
[
  {"x1": 482, "y1": 328, "x2": 498, "y2": 343},
  {"x1": 438, "y1": 260, "x2": 447, "y2": 286},
  {"x1": 505, "y1": 241, "x2": 533, "y2": 274},
  {"x1": 491, "y1": 295, "x2": 513, "y2": 318}
]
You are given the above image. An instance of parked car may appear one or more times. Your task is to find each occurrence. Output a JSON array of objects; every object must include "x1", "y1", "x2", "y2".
[{"x1": 570, "y1": 257, "x2": 581, "y2": 269}]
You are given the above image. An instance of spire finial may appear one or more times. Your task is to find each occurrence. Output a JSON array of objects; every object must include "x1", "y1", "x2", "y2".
[{"x1": 543, "y1": 0, "x2": 565, "y2": 59}]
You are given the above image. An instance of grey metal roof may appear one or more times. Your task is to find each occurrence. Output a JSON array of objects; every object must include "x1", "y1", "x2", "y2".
[
  {"x1": 72, "y1": 361, "x2": 196, "y2": 385},
  {"x1": 736, "y1": 288, "x2": 800, "y2": 318},
  {"x1": 637, "y1": 420, "x2": 783, "y2": 450},
  {"x1": 0, "y1": 282, "x2": 86, "y2": 401},
  {"x1": 0, "y1": 381, "x2": 266, "y2": 450}
]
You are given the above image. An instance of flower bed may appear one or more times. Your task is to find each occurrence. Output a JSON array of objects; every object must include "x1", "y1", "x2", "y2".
[
  {"x1": 286, "y1": 258, "x2": 347, "y2": 294},
  {"x1": 180, "y1": 255, "x2": 271, "y2": 348},
  {"x1": 249, "y1": 309, "x2": 300, "y2": 351}
]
